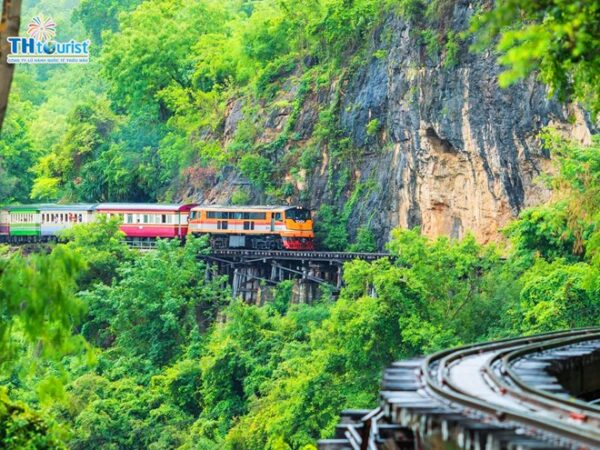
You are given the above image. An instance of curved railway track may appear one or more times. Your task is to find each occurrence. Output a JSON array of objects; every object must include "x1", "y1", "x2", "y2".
[{"x1": 320, "y1": 328, "x2": 600, "y2": 450}]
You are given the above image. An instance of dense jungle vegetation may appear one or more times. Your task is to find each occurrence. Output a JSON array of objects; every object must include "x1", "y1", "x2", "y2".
[
  {"x1": 1, "y1": 0, "x2": 599, "y2": 448},
  {"x1": 1, "y1": 133, "x2": 599, "y2": 449}
]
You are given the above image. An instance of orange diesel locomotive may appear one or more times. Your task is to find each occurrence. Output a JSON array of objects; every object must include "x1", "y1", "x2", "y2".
[{"x1": 188, "y1": 205, "x2": 314, "y2": 250}]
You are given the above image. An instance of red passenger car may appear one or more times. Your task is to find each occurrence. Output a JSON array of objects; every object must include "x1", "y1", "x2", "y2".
[{"x1": 95, "y1": 203, "x2": 197, "y2": 241}]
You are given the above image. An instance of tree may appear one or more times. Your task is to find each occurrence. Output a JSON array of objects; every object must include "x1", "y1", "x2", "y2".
[
  {"x1": 30, "y1": 99, "x2": 118, "y2": 202},
  {"x1": 73, "y1": 0, "x2": 144, "y2": 46},
  {"x1": 0, "y1": 246, "x2": 86, "y2": 366},
  {"x1": 0, "y1": 389, "x2": 65, "y2": 449},
  {"x1": 0, "y1": 0, "x2": 21, "y2": 131},
  {"x1": 0, "y1": 98, "x2": 40, "y2": 202},
  {"x1": 471, "y1": 0, "x2": 600, "y2": 116},
  {"x1": 60, "y1": 215, "x2": 132, "y2": 289},
  {"x1": 0, "y1": 246, "x2": 85, "y2": 448},
  {"x1": 81, "y1": 238, "x2": 228, "y2": 369}
]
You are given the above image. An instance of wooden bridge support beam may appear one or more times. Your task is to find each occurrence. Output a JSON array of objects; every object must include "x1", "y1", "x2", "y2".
[{"x1": 198, "y1": 249, "x2": 390, "y2": 304}]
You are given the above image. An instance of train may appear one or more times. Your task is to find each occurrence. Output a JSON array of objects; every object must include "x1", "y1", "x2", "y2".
[{"x1": 0, "y1": 203, "x2": 315, "y2": 250}]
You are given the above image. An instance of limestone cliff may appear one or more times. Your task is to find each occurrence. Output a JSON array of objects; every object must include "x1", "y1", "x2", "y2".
[{"x1": 185, "y1": 0, "x2": 592, "y2": 248}]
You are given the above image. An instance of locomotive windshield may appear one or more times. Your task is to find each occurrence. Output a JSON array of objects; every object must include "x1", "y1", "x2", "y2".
[{"x1": 285, "y1": 208, "x2": 311, "y2": 221}]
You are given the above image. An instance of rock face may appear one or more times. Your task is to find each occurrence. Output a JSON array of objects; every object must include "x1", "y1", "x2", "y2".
[{"x1": 191, "y1": 0, "x2": 592, "y2": 247}]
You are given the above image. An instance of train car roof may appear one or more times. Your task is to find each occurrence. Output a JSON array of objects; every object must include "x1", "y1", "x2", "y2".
[
  {"x1": 4, "y1": 204, "x2": 97, "y2": 212},
  {"x1": 40, "y1": 204, "x2": 97, "y2": 211},
  {"x1": 6, "y1": 204, "x2": 51, "y2": 212},
  {"x1": 95, "y1": 203, "x2": 197, "y2": 212},
  {"x1": 192, "y1": 205, "x2": 306, "y2": 210}
]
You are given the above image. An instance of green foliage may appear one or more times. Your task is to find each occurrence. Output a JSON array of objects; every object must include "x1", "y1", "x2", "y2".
[
  {"x1": 239, "y1": 154, "x2": 275, "y2": 189},
  {"x1": 2, "y1": 0, "x2": 600, "y2": 447},
  {"x1": 420, "y1": 29, "x2": 440, "y2": 59},
  {"x1": 443, "y1": 31, "x2": 461, "y2": 68},
  {"x1": 231, "y1": 188, "x2": 252, "y2": 205},
  {"x1": 3, "y1": 132, "x2": 600, "y2": 448},
  {"x1": 0, "y1": 389, "x2": 65, "y2": 449},
  {"x1": 271, "y1": 280, "x2": 294, "y2": 315},
  {"x1": 315, "y1": 205, "x2": 349, "y2": 251},
  {"x1": 60, "y1": 215, "x2": 132, "y2": 288},
  {"x1": 31, "y1": 99, "x2": 118, "y2": 201},
  {"x1": 100, "y1": 0, "x2": 224, "y2": 114},
  {"x1": 0, "y1": 246, "x2": 86, "y2": 367},
  {"x1": 513, "y1": 260, "x2": 600, "y2": 334},
  {"x1": 471, "y1": 0, "x2": 600, "y2": 116},
  {"x1": 73, "y1": 0, "x2": 144, "y2": 45},
  {"x1": 348, "y1": 226, "x2": 377, "y2": 252},
  {"x1": 395, "y1": 0, "x2": 425, "y2": 23},
  {"x1": 82, "y1": 238, "x2": 228, "y2": 368},
  {"x1": 365, "y1": 119, "x2": 381, "y2": 137},
  {"x1": 505, "y1": 130, "x2": 600, "y2": 264},
  {"x1": 0, "y1": 100, "x2": 39, "y2": 202}
]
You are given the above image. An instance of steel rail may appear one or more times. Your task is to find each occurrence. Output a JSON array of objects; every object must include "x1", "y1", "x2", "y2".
[
  {"x1": 500, "y1": 332, "x2": 600, "y2": 414},
  {"x1": 421, "y1": 328, "x2": 600, "y2": 448},
  {"x1": 492, "y1": 333, "x2": 600, "y2": 418}
]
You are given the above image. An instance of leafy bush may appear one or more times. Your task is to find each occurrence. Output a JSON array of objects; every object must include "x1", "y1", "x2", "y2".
[
  {"x1": 315, "y1": 205, "x2": 349, "y2": 251},
  {"x1": 348, "y1": 226, "x2": 377, "y2": 252},
  {"x1": 365, "y1": 118, "x2": 381, "y2": 137},
  {"x1": 239, "y1": 154, "x2": 275, "y2": 189},
  {"x1": 231, "y1": 188, "x2": 251, "y2": 205},
  {"x1": 443, "y1": 31, "x2": 460, "y2": 68}
]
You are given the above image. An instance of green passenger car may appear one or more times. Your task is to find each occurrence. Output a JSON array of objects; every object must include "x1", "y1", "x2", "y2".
[{"x1": 8, "y1": 205, "x2": 42, "y2": 240}]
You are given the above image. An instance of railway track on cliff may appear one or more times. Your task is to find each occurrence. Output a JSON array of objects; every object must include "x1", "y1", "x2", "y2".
[
  {"x1": 319, "y1": 328, "x2": 600, "y2": 450},
  {"x1": 206, "y1": 249, "x2": 390, "y2": 261}
]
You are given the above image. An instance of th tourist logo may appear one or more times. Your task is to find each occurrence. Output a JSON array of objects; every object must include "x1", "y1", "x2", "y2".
[{"x1": 7, "y1": 15, "x2": 90, "y2": 64}]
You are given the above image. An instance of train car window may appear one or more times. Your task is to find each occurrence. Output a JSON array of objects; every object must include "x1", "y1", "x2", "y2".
[
  {"x1": 243, "y1": 221, "x2": 255, "y2": 230},
  {"x1": 143, "y1": 214, "x2": 149, "y2": 224},
  {"x1": 207, "y1": 211, "x2": 216, "y2": 219},
  {"x1": 162, "y1": 214, "x2": 167, "y2": 224},
  {"x1": 274, "y1": 212, "x2": 282, "y2": 221},
  {"x1": 217, "y1": 220, "x2": 228, "y2": 230},
  {"x1": 248, "y1": 212, "x2": 266, "y2": 220},
  {"x1": 125, "y1": 214, "x2": 133, "y2": 224}
]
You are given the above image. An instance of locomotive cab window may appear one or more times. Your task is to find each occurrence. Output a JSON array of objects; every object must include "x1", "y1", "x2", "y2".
[{"x1": 285, "y1": 208, "x2": 310, "y2": 221}]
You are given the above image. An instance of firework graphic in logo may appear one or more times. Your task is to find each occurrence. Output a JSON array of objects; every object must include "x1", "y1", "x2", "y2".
[{"x1": 27, "y1": 15, "x2": 56, "y2": 42}]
